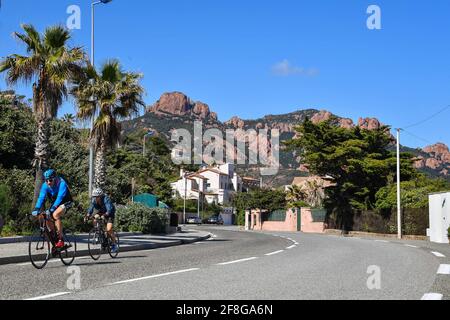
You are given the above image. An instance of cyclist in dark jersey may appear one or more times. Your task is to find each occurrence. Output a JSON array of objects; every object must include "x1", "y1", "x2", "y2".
[
  {"x1": 86, "y1": 188, "x2": 118, "y2": 253},
  {"x1": 32, "y1": 169, "x2": 73, "y2": 249}
]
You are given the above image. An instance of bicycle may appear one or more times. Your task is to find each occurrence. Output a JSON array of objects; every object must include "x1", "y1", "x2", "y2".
[
  {"x1": 87, "y1": 214, "x2": 120, "y2": 261},
  {"x1": 28, "y1": 211, "x2": 77, "y2": 270}
]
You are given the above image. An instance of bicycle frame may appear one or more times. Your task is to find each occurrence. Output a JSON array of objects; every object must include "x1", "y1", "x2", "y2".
[
  {"x1": 36, "y1": 214, "x2": 58, "y2": 247},
  {"x1": 93, "y1": 216, "x2": 109, "y2": 247}
]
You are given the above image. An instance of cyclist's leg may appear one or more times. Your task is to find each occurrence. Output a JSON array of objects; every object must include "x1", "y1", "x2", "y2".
[
  {"x1": 106, "y1": 217, "x2": 116, "y2": 243},
  {"x1": 43, "y1": 215, "x2": 55, "y2": 237},
  {"x1": 52, "y1": 203, "x2": 69, "y2": 240}
]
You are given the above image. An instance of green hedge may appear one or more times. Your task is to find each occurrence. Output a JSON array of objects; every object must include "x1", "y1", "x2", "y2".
[{"x1": 116, "y1": 203, "x2": 169, "y2": 234}]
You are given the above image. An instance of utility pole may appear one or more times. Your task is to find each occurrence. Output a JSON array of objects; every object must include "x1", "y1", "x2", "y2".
[
  {"x1": 197, "y1": 190, "x2": 201, "y2": 219},
  {"x1": 396, "y1": 128, "x2": 402, "y2": 239},
  {"x1": 183, "y1": 172, "x2": 187, "y2": 225}
]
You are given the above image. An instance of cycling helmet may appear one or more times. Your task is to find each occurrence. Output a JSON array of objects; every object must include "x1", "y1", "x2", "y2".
[
  {"x1": 92, "y1": 188, "x2": 104, "y2": 197},
  {"x1": 44, "y1": 169, "x2": 57, "y2": 180}
]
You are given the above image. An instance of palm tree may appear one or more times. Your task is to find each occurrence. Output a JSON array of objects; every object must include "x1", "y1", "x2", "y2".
[
  {"x1": 72, "y1": 60, "x2": 145, "y2": 189},
  {"x1": 62, "y1": 113, "x2": 75, "y2": 126},
  {"x1": 305, "y1": 180, "x2": 325, "y2": 208},
  {"x1": 286, "y1": 184, "x2": 307, "y2": 206},
  {"x1": 0, "y1": 24, "x2": 86, "y2": 205}
]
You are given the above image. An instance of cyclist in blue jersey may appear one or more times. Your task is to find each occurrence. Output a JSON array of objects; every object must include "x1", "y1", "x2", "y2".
[
  {"x1": 85, "y1": 188, "x2": 118, "y2": 253},
  {"x1": 32, "y1": 169, "x2": 73, "y2": 249}
]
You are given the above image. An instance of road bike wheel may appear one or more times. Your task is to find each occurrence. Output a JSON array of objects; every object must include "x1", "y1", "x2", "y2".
[
  {"x1": 28, "y1": 230, "x2": 50, "y2": 269},
  {"x1": 108, "y1": 232, "x2": 120, "y2": 259},
  {"x1": 88, "y1": 229, "x2": 102, "y2": 261},
  {"x1": 59, "y1": 229, "x2": 77, "y2": 266}
]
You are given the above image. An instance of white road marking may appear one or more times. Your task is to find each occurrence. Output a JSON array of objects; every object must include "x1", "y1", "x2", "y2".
[
  {"x1": 216, "y1": 257, "x2": 258, "y2": 266},
  {"x1": 265, "y1": 250, "x2": 284, "y2": 256},
  {"x1": 110, "y1": 268, "x2": 200, "y2": 285},
  {"x1": 431, "y1": 252, "x2": 446, "y2": 258},
  {"x1": 404, "y1": 244, "x2": 419, "y2": 248},
  {"x1": 286, "y1": 245, "x2": 296, "y2": 250},
  {"x1": 437, "y1": 264, "x2": 450, "y2": 275},
  {"x1": 120, "y1": 238, "x2": 166, "y2": 243},
  {"x1": 25, "y1": 292, "x2": 71, "y2": 300},
  {"x1": 374, "y1": 240, "x2": 389, "y2": 243},
  {"x1": 421, "y1": 293, "x2": 443, "y2": 300}
]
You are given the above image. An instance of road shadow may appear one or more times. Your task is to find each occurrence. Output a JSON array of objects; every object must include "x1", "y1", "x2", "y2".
[{"x1": 74, "y1": 261, "x2": 122, "y2": 267}]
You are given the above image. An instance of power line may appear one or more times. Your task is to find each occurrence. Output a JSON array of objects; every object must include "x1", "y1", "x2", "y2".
[
  {"x1": 403, "y1": 105, "x2": 450, "y2": 129},
  {"x1": 401, "y1": 129, "x2": 433, "y2": 145}
]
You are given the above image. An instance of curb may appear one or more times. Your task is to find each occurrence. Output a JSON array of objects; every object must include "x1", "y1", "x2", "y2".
[
  {"x1": 324, "y1": 229, "x2": 429, "y2": 241},
  {"x1": 0, "y1": 233, "x2": 211, "y2": 266}
]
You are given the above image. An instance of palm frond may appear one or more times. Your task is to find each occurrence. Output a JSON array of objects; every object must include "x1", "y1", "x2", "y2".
[
  {"x1": 14, "y1": 24, "x2": 42, "y2": 53},
  {"x1": 1, "y1": 54, "x2": 40, "y2": 85},
  {"x1": 43, "y1": 25, "x2": 70, "y2": 50},
  {"x1": 101, "y1": 59, "x2": 122, "y2": 83}
]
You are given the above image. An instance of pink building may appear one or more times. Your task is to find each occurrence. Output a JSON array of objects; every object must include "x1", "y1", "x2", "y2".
[{"x1": 245, "y1": 208, "x2": 326, "y2": 233}]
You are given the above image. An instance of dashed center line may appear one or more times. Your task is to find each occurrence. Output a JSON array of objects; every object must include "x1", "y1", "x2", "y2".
[
  {"x1": 265, "y1": 250, "x2": 284, "y2": 256},
  {"x1": 216, "y1": 257, "x2": 258, "y2": 266},
  {"x1": 25, "y1": 292, "x2": 71, "y2": 300},
  {"x1": 374, "y1": 240, "x2": 389, "y2": 243},
  {"x1": 437, "y1": 264, "x2": 450, "y2": 275},
  {"x1": 421, "y1": 293, "x2": 443, "y2": 300},
  {"x1": 109, "y1": 268, "x2": 200, "y2": 286},
  {"x1": 404, "y1": 244, "x2": 419, "y2": 248},
  {"x1": 431, "y1": 252, "x2": 446, "y2": 258}
]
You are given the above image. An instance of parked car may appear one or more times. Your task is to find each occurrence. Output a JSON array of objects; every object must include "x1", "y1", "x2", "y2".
[
  {"x1": 207, "y1": 215, "x2": 224, "y2": 225},
  {"x1": 186, "y1": 216, "x2": 202, "y2": 225}
]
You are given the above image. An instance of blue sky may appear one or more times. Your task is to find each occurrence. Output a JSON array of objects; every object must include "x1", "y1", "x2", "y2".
[{"x1": 1, "y1": 0, "x2": 450, "y2": 148}]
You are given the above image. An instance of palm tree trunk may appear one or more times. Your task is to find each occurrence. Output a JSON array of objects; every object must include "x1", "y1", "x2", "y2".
[
  {"x1": 94, "y1": 138, "x2": 107, "y2": 189},
  {"x1": 32, "y1": 116, "x2": 50, "y2": 208}
]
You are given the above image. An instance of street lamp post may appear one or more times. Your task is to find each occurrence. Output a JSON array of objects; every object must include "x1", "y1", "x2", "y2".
[
  {"x1": 89, "y1": 0, "x2": 112, "y2": 197},
  {"x1": 143, "y1": 131, "x2": 155, "y2": 157}
]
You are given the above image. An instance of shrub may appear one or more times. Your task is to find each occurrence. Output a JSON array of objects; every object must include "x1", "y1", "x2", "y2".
[
  {"x1": 0, "y1": 184, "x2": 12, "y2": 221},
  {"x1": 116, "y1": 203, "x2": 169, "y2": 234},
  {"x1": 236, "y1": 210, "x2": 245, "y2": 226},
  {"x1": 448, "y1": 226, "x2": 450, "y2": 237}
]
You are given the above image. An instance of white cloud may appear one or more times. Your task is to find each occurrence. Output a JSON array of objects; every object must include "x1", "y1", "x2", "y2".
[{"x1": 272, "y1": 59, "x2": 319, "y2": 77}]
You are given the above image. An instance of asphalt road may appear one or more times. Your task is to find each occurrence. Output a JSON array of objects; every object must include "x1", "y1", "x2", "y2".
[{"x1": 0, "y1": 226, "x2": 446, "y2": 300}]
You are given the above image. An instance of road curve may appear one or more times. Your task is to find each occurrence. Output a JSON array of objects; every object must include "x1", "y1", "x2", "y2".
[{"x1": 0, "y1": 227, "x2": 442, "y2": 300}]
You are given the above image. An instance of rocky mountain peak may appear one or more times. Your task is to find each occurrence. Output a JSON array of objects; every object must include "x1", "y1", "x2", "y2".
[
  {"x1": 358, "y1": 117, "x2": 384, "y2": 130},
  {"x1": 148, "y1": 92, "x2": 216, "y2": 120},
  {"x1": 225, "y1": 116, "x2": 245, "y2": 128},
  {"x1": 423, "y1": 143, "x2": 450, "y2": 156}
]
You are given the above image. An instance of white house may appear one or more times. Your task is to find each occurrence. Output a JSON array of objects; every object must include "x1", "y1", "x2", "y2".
[{"x1": 171, "y1": 163, "x2": 243, "y2": 205}]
